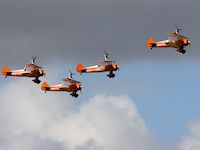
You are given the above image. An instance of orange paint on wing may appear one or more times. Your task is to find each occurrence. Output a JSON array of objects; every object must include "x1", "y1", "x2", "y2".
[{"x1": 1, "y1": 66, "x2": 10, "y2": 76}]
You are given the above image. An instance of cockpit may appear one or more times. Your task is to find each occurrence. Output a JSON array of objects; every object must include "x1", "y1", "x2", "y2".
[
  {"x1": 62, "y1": 80, "x2": 71, "y2": 86},
  {"x1": 100, "y1": 60, "x2": 112, "y2": 66},
  {"x1": 24, "y1": 65, "x2": 35, "y2": 71},
  {"x1": 62, "y1": 78, "x2": 78, "y2": 86},
  {"x1": 168, "y1": 33, "x2": 179, "y2": 41}
]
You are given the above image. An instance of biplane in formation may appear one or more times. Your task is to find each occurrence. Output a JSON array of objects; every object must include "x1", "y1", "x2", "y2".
[
  {"x1": 76, "y1": 51, "x2": 119, "y2": 78},
  {"x1": 41, "y1": 71, "x2": 82, "y2": 98},
  {"x1": 1, "y1": 57, "x2": 45, "y2": 84},
  {"x1": 147, "y1": 26, "x2": 190, "y2": 54}
]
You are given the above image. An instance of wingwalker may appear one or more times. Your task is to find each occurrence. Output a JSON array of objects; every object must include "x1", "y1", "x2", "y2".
[
  {"x1": 147, "y1": 26, "x2": 191, "y2": 54},
  {"x1": 76, "y1": 51, "x2": 120, "y2": 78},
  {"x1": 41, "y1": 71, "x2": 82, "y2": 98},
  {"x1": 1, "y1": 57, "x2": 45, "y2": 84}
]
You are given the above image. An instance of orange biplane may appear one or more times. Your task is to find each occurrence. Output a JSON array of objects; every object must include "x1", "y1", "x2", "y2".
[
  {"x1": 1, "y1": 57, "x2": 45, "y2": 84},
  {"x1": 76, "y1": 51, "x2": 119, "y2": 78},
  {"x1": 41, "y1": 71, "x2": 82, "y2": 98},
  {"x1": 147, "y1": 27, "x2": 190, "y2": 54}
]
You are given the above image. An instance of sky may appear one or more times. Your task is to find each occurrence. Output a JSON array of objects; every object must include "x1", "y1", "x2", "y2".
[{"x1": 0, "y1": 0, "x2": 200, "y2": 150}]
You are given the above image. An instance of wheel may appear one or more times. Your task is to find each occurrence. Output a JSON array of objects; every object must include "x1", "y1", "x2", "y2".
[
  {"x1": 70, "y1": 93, "x2": 79, "y2": 98},
  {"x1": 107, "y1": 73, "x2": 115, "y2": 78},
  {"x1": 32, "y1": 78, "x2": 41, "y2": 84},
  {"x1": 73, "y1": 94, "x2": 79, "y2": 98},
  {"x1": 181, "y1": 50, "x2": 186, "y2": 54}
]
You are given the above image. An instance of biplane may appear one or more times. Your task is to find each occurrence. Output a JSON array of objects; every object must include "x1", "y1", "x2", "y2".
[
  {"x1": 41, "y1": 71, "x2": 82, "y2": 98},
  {"x1": 147, "y1": 27, "x2": 191, "y2": 54},
  {"x1": 76, "y1": 51, "x2": 119, "y2": 78},
  {"x1": 1, "y1": 57, "x2": 45, "y2": 84}
]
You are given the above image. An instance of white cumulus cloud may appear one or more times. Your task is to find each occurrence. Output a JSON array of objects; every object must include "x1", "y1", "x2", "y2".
[
  {"x1": 179, "y1": 121, "x2": 200, "y2": 150},
  {"x1": 0, "y1": 79, "x2": 162, "y2": 150}
]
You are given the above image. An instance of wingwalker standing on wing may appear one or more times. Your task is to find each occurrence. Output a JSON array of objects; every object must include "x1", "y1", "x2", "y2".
[
  {"x1": 146, "y1": 26, "x2": 191, "y2": 54},
  {"x1": 1, "y1": 57, "x2": 45, "y2": 84},
  {"x1": 76, "y1": 51, "x2": 120, "y2": 78},
  {"x1": 41, "y1": 71, "x2": 82, "y2": 98}
]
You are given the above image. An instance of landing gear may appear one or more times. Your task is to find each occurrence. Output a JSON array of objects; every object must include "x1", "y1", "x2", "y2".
[
  {"x1": 177, "y1": 46, "x2": 186, "y2": 54},
  {"x1": 32, "y1": 77, "x2": 41, "y2": 84},
  {"x1": 70, "y1": 92, "x2": 79, "y2": 98},
  {"x1": 180, "y1": 49, "x2": 186, "y2": 54},
  {"x1": 107, "y1": 72, "x2": 115, "y2": 78},
  {"x1": 177, "y1": 49, "x2": 186, "y2": 54}
]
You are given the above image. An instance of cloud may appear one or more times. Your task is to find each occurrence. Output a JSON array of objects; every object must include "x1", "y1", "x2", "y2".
[
  {"x1": 179, "y1": 121, "x2": 200, "y2": 150},
  {"x1": 0, "y1": 0, "x2": 199, "y2": 67},
  {"x1": 0, "y1": 134, "x2": 66, "y2": 150},
  {"x1": 0, "y1": 79, "x2": 162, "y2": 150}
]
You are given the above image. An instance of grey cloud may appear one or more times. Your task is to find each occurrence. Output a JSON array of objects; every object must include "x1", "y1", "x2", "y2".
[
  {"x1": 0, "y1": 133, "x2": 66, "y2": 150},
  {"x1": 74, "y1": 139, "x2": 103, "y2": 150},
  {"x1": 0, "y1": 0, "x2": 199, "y2": 68}
]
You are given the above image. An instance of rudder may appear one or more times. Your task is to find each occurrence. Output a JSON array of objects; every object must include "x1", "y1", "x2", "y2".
[
  {"x1": 76, "y1": 64, "x2": 85, "y2": 73},
  {"x1": 41, "y1": 82, "x2": 49, "y2": 91},
  {"x1": 146, "y1": 38, "x2": 156, "y2": 48},
  {"x1": 1, "y1": 66, "x2": 10, "y2": 76}
]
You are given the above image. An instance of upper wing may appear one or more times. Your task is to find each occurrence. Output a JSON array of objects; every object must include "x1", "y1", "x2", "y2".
[
  {"x1": 100, "y1": 60, "x2": 113, "y2": 66},
  {"x1": 62, "y1": 78, "x2": 80, "y2": 86},
  {"x1": 169, "y1": 33, "x2": 188, "y2": 40},
  {"x1": 25, "y1": 64, "x2": 43, "y2": 70}
]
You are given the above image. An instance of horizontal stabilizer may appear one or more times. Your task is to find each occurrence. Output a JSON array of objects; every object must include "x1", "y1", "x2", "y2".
[{"x1": 1, "y1": 66, "x2": 10, "y2": 76}]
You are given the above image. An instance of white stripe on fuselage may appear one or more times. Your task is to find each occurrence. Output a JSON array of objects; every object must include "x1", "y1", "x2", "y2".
[
  {"x1": 86, "y1": 65, "x2": 99, "y2": 69},
  {"x1": 12, "y1": 69, "x2": 25, "y2": 72},
  {"x1": 156, "y1": 40, "x2": 169, "y2": 44}
]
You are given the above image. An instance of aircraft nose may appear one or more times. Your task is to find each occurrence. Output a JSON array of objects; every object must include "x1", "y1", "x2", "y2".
[
  {"x1": 76, "y1": 83, "x2": 82, "y2": 90},
  {"x1": 183, "y1": 39, "x2": 190, "y2": 46},
  {"x1": 80, "y1": 85, "x2": 83, "y2": 89},
  {"x1": 113, "y1": 64, "x2": 119, "y2": 70},
  {"x1": 40, "y1": 70, "x2": 45, "y2": 76},
  {"x1": 116, "y1": 64, "x2": 120, "y2": 70}
]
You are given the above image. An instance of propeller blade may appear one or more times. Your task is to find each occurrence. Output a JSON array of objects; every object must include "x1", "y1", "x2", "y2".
[{"x1": 79, "y1": 85, "x2": 83, "y2": 94}]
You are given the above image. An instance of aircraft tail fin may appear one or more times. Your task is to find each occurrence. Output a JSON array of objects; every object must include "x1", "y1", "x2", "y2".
[
  {"x1": 146, "y1": 38, "x2": 156, "y2": 48},
  {"x1": 76, "y1": 64, "x2": 85, "y2": 73},
  {"x1": 1, "y1": 66, "x2": 10, "y2": 76},
  {"x1": 41, "y1": 82, "x2": 49, "y2": 91}
]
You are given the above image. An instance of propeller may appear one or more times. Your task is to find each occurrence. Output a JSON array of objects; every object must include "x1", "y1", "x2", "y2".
[
  {"x1": 175, "y1": 26, "x2": 183, "y2": 34},
  {"x1": 188, "y1": 40, "x2": 191, "y2": 47},
  {"x1": 79, "y1": 85, "x2": 83, "y2": 94},
  {"x1": 117, "y1": 65, "x2": 120, "y2": 71},
  {"x1": 43, "y1": 71, "x2": 46, "y2": 77}
]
